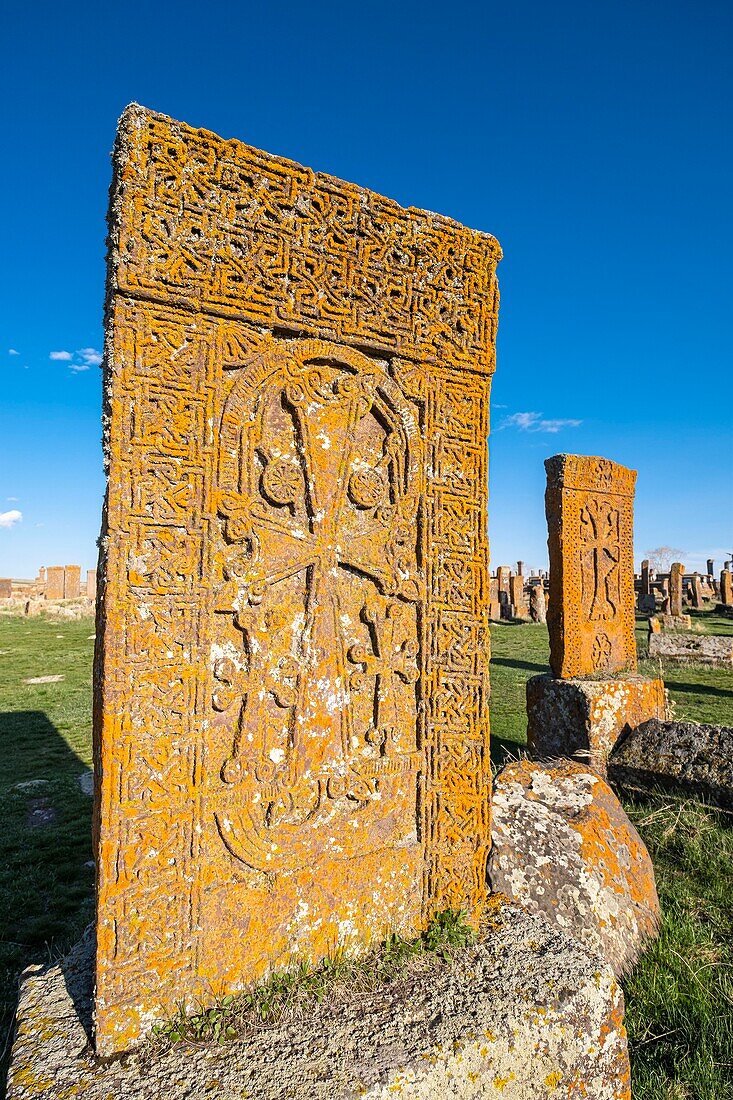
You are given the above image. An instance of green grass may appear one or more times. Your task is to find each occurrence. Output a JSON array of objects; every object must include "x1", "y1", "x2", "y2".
[
  {"x1": 1, "y1": 612, "x2": 732, "y2": 1095},
  {"x1": 0, "y1": 616, "x2": 95, "y2": 1089},
  {"x1": 155, "y1": 908, "x2": 476, "y2": 1047}
]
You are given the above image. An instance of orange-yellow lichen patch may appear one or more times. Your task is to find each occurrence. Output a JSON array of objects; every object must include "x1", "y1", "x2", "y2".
[
  {"x1": 488, "y1": 759, "x2": 660, "y2": 977},
  {"x1": 545, "y1": 455, "x2": 637, "y2": 680},
  {"x1": 93, "y1": 104, "x2": 501, "y2": 1055},
  {"x1": 526, "y1": 674, "x2": 669, "y2": 773}
]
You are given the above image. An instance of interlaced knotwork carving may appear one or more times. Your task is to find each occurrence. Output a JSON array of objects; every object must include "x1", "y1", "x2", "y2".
[{"x1": 94, "y1": 106, "x2": 499, "y2": 1055}]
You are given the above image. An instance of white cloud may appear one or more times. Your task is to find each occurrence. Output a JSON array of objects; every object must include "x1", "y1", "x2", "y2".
[
  {"x1": 6, "y1": 496, "x2": 18, "y2": 502},
  {"x1": 500, "y1": 410, "x2": 582, "y2": 433},
  {"x1": 0, "y1": 509, "x2": 22, "y2": 529},
  {"x1": 78, "y1": 347, "x2": 102, "y2": 366},
  {"x1": 50, "y1": 350, "x2": 73, "y2": 361},
  {"x1": 68, "y1": 347, "x2": 103, "y2": 373},
  {"x1": 8, "y1": 348, "x2": 19, "y2": 356}
]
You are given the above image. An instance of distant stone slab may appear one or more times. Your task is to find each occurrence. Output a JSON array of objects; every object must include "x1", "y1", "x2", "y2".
[
  {"x1": 609, "y1": 718, "x2": 733, "y2": 808},
  {"x1": 8, "y1": 909, "x2": 632, "y2": 1100},
  {"x1": 648, "y1": 632, "x2": 733, "y2": 667},
  {"x1": 488, "y1": 759, "x2": 660, "y2": 978}
]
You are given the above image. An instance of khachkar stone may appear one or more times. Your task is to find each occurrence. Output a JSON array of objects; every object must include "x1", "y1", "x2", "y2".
[
  {"x1": 46, "y1": 566, "x2": 64, "y2": 600},
  {"x1": 669, "y1": 562, "x2": 685, "y2": 617},
  {"x1": 87, "y1": 568, "x2": 97, "y2": 600},
  {"x1": 545, "y1": 455, "x2": 637, "y2": 679},
  {"x1": 64, "y1": 564, "x2": 81, "y2": 599},
  {"x1": 94, "y1": 105, "x2": 501, "y2": 1055},
  {"x1": 721, "y1": 569, "x2": 733, "y2": 606}
]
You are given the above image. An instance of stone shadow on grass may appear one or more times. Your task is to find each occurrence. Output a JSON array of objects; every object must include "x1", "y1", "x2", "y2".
[
  {"x1": 491, "y1": 657, "x2": 549, "y2": 675},
  {"x1": 665, "y1": 679, "x2": 733, "y2": 701},
  {"x1": 0, "y1": 711, "x2": 95, "y2": 1087}
]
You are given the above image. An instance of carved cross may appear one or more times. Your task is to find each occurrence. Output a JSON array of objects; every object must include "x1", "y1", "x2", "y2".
[
  {"x1": 580, "y1": 500, "x2": 620, "y2": 622},
  {"x1": 347, "y1": 595, "x2": 419, "y2": 750},
  {"x1": 217, "y1": 364, "x2": 419, "y2": 785}
]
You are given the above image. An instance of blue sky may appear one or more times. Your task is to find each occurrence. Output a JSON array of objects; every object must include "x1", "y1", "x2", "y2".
[{"x1": 1, "y1": 0, "x2": 731, "y2": 577}]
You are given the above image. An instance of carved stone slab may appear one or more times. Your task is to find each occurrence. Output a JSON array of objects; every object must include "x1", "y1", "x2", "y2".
[
  {"x1": 94, "y1": 105, "x2": 501, "y2": 1054},
  {"x1": 545, "y1": 454, "x2": 637, "y2": 679}
]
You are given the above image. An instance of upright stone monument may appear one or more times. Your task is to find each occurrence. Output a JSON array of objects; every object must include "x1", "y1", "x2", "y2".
[
  {"x1": 93, "y1": 105, "x2": 500, "y2": 1054},
  {"x1": 545, "y1": 455, "x2": 637, "y2": 679},
  {"x1": 721, "y1": 569, "x2": 733, "y2": 606},
  {"x1": 509, "y1": 573, "x2": 529, "y2": 619},
  {"x1": 86, "y1": 568, "x2": 97, "y2": 600},
  {"x1": 0, "y1": 579, "x2": 11, "y2": 599},
  {"x1": 528, "y1": 455, "x2": 667, "y2": 772},
  {"x1": 63, "y1": 564, "x2": 81, "y2": 599},
  {"x1": 46, "y1": 566, "x2": 64, "y2": 600},
  {"x1": 669, "y1": 562, "x2": 685, "y2": 618}
]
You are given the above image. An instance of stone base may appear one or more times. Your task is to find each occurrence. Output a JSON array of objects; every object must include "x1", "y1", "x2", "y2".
[
  {"x1": 527, "y1": 674, "x2": 668, "y2": 774},
  {"x1": 8, "y1": 909, "x2": 631, "y2": 1100}
]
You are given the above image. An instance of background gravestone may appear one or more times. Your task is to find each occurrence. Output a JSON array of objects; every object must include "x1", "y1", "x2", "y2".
[
  {"x1": 545, "y1": 454, "x2": 637, "y2": 679},
  {"x1": 94, "y1": 105, "x2": 501, "y2": 1054},
  {"x1": 46, "y1": 566, "x2": 64, "y2": 600}
]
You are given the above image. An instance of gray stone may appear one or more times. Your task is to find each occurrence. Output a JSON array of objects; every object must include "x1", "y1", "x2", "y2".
[
  {"x1": 8, "y1": 908, "x2": 632, "y2": 1099},
  {"x1": 526, "y1": 674, "x2": 668, "y2": 773},
  {"x1": 488, "y1": 759, "x2": 660, "y2": 978},
  {"x1": 648, "y1": 631, "x2": 733, "y2": 667},
  {"x1": 636, "y1": 594, "x2": 656, "y2": 614},
  {"x1": 609, "y1": 718, "x2": 733, "y2": 808}
]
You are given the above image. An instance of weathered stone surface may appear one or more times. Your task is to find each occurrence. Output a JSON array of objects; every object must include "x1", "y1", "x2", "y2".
[
  {"x1": 649, "y1": 613, "x2": 692, "y2": 632},
  {"x1": 721, "y1": 569, "x2": 733, "y2": 606},
  {"x1": 669, "y1": 562, "x2": 685, "y2": 618},
  {"x1": 526, "y1": 674, "x2": 668, "y2": 773},
  {"x1": 8, "y1": 907, "x2": 631, "y2": 1100},
  {"x1": 648, "y1": 631, "x2": 733, "y2": 666},
  {"x1": 609, "y1": 718, "x2": 733, "y2": 808},
  {"x1": 637, "y1": 594, "x2": 656, "y2": 613},
  {"x1": 488, "y1": 759, "x2": 659, "y2": 977},
  {"x1": 545, "y1": 455, "x2": 637, "y2": 679},
  {"x1": 689, "y1": 574, "x2": 705, "y2": 609},
  {"x1": 63, "y1": 565, "x2": 81, "y2": 600},
  {"x1": 45, "y1": 566, "x2": 64, "y2": 600},
  {"x1": 509, "y1": 574, "x2": 529, "y2": 620},
  {"x1": 86, "y1": 569, "x2": 97, "y2": 601},
  {"x1": 0, "y1": 578, "x2": 11, "y2": 598},
  {"x1": 95, "y1": 105, "x2": 501, "y2": 1054},
  {"x1": 529, "y1": 582, "x2": 547, "y2": 624}
]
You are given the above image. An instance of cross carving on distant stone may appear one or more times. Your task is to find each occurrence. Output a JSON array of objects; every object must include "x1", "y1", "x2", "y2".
[{"x1": 580, "y1": 499, "x2": 620, "y2": 622}]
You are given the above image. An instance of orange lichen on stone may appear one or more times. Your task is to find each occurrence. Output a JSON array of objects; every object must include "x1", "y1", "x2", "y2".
[
  {"x1": 93, "y1": 104, "x2": 501, "y2": 1055},
  {"x1": 545, "y1": 455, "x2": 637, "y2": 679},
  {"x1": 45, "y1": 566, "x2": 64, "y2": 600},
  {"x1": 63, "y1": 565, "x2": 81, "y2": 600},
  {"x1": 526, "y1": 674, "x2": 669, "y2": 774}
]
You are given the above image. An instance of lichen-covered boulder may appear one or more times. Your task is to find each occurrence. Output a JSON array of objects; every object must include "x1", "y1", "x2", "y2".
[
  {"x1": 8, "y1": 909, "x2": 632, "y2": 1099},
  {"x1": 488, "y1": 758, "x2": 660, "y2": 976},
  {"x1": 609, "y1": 718, "x2": 733, "y2": 808}
]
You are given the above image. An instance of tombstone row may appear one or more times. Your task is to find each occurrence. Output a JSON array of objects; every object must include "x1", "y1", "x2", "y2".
[{"x1": 0, "y1": 566, "x2": 97, "y2": 601}]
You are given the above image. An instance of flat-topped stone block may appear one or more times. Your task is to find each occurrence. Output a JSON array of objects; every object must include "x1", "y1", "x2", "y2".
[
  {"x1": 648, "y1": 632, "x2": 733, "y2": 667},
  {"x1": 527, "y1": 673, "x2": 669, "y2": 773},
  {"x1": 8, "y1": 906, "x2": 631, "y2": 1100}
]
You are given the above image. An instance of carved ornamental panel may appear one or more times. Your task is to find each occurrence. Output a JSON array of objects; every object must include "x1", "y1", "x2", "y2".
[
  {"x1": 545, "y1": 454, "x2": 637, "y2": 679},
  {"x1": 94, "y1": 106, "x2": 500, "y2": 1054}
]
